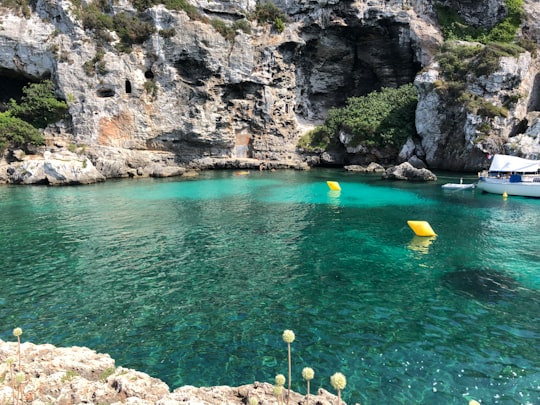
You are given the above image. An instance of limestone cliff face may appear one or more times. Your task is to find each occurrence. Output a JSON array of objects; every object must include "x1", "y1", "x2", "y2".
[{"x1": 0, "y1": 0, "x2": 538, "y2": 182}]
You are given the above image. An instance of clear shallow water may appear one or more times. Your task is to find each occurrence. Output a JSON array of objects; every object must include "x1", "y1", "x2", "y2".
[{"x1": 0, "y1": 169, "x2": 539, "y2": 404}]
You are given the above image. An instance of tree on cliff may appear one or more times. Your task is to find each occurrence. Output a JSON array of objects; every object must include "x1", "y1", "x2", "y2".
[
  {"x1": 0, "y1": 80, "x2": 68, "y2": 151},
  {"x1": 8, "y1": 80, "x2": 68, "y2": 129}
]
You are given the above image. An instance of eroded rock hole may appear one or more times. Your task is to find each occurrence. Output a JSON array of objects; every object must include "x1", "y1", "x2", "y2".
[
  {"x1": 175, "y1": 55, "x2": 213, "y2": 84},
  {"x1": 97, "y1": 88, "x2": 115, "y2": 98}
]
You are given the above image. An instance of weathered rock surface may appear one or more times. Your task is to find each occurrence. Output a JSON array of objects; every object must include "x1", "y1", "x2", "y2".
[
  {"x1": 343, "y1": 163, "x2": 385, "y2": 173},
  {"x1": 382, "y1": 162, "x2": 437, "y2": 181},
  {"x1": 0, "y1": 340, "x2": 344, "y2": 405}
]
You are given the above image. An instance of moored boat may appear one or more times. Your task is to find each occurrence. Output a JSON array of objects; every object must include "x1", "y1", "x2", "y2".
[
  {"x1": 441, "y1": 179, "x2": 475, "y2": 190},
  {"x1": 477, "y1": 154, "x2": 540, "y2": 197}
]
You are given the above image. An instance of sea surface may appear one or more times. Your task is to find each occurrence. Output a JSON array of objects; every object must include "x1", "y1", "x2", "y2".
[{"x1": 0, "y1": 169, "x2": 539, "y2": 404}]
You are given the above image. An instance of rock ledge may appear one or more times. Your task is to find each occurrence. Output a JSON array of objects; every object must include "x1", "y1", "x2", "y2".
[{"x1": 0, "y1": 340, "x2": 344, "y2": 404}]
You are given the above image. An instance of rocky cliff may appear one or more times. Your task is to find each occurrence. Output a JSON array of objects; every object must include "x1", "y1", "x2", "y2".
[{"x1": 0, "y1": 0, "x2": 539, "y2": 184}]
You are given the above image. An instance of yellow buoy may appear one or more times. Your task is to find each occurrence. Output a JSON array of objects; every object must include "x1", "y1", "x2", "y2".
[
  {"x1": 502, "y1": 191, "x2": 508, "y2": 199},
  {"x1": 327, "y1": 181, "x2": 341, "y2": 191},
  {"x1": 407, "y1": 220, "x2": 437, "y2": 237}
]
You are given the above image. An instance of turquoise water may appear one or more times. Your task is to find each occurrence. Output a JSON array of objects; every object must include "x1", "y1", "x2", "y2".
[{"x1": 1, "y1": 169, "x2": 539, "y2": 404}]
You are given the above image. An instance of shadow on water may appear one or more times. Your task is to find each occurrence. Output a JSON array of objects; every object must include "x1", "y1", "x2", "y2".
[{"x1": 441, "y1": 268, "x2": 521, "y2": 302}]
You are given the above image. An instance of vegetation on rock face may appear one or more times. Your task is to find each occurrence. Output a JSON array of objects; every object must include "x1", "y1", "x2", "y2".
[
  {"x1": 298, "y1": 84, "x2": 418, "y2": 152},
  {"x1": 0, "y1": 0, "x2": 35, "y2": 17},
  {"x1": 0, "y1": 112, "x2": 42, "y2": 151},
  {"x1": 8, "y1": 80, "x2": 68, "y2": 129},
  {"x1": 436, "y1": 41, "x2": 523, "y2": 120},
  {"x1": 436, "y1": 0, "x2": 524, "y2": 44},
  {"x1": 434, "y1": 0, "x2": 528, "y2": 130},
  {"x1": 211, "y1": 18, "x2": 252, "y2": 41},
  {"x1": 80, "y1": 1, "x2": 156, "y2": 53},
  {"x1": 113, "y1": 12, "x2": 156, "y2": 52},
  {"x1": 0, "y1": 80, "x2": 67, "y2": 150},
  {"x1": 253, "y1": 2, "x2": 288, "y2": 33}
]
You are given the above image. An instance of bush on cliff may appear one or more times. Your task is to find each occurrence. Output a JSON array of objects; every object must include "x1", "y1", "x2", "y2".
[
  {"x1": 436, "y1": 0, "x2": 524, "y2": 44},
  {"x1": 8, "y1": 80, "x2": 68, "y2": 130},
  {"x1": 0, "y1": 80, "x2": 68, "y2": 150},
  {"x1": 298, "y1": 84, "x2": 418, "y2": 151},
  {"x1": 0, "y1": 112, "x2": 43, "y2": 150}
]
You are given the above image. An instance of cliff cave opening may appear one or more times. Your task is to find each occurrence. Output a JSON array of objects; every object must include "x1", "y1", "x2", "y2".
[
  {"x1": 294, "y1": 20, "x2": 421, "y2": 121},
  {"x1": 0, "y1": 70, "x2": 33, "y2": 111}
]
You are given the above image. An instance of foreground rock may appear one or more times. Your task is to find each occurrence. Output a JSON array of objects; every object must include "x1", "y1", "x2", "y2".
[{"x1": 0, "y1": 340, "x2": 343, "y2": 404}]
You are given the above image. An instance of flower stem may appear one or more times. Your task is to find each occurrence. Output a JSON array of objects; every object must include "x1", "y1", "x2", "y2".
[{"x1": 287, "y1": 342, "x2": 291, "y2": 405}]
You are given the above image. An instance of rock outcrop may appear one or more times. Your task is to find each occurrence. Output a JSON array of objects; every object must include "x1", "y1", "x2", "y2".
[
  {"x1": 0, "y1": 340, "x2": 343, "y2": 405},
  {"x1": 382, "y1": 161, "x2": 437, "y2": 181}
]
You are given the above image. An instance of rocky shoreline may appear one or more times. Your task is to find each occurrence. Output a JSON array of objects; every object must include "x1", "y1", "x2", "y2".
[
  {"x1": 0, "y1": 340, "x2": 345, "y2": 404},
  {"x1": 0, "y1": 143, "x2": 439, "y2": 186}
]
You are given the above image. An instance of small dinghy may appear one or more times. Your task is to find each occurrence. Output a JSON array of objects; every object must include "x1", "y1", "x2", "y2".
[{"x1": 442, "y1": 178, "x2": 475, "y2": 190}]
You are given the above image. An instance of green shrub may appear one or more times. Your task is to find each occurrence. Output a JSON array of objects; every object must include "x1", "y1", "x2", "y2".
[
  {"x1": 99, "y1": 367, "x2": 116, "y2": 382},
  {"x1": 0, "y1": 112, "x2": 43, "y2": 150},
  {"x1": 473, "y1": 42, "x2": 524, "y2": 76},
  {"x1": 132, "y1": 0, "x2": 157, "y2": 13},
  {"x1": 436, "y1": 0, "x2": 524, "y2": 44},
  {"x1": 158, "y1": 27, "x2": 176, "y2": 38},
  {"x1": 438, "y1": 41, "x2": 525, "y2": 81},
  {"x1": 298, "y1": 84, "x2": 418, "y2": 151},
  {"x1": 437, "y1": 42, "x2": 483, "y2": 81},
  {"x1": 82, "y1": 4, "x2": 113, "y2": 33},
  {"x1": 273, "y1": 16, "x2": 285, "y2": 33},
  {"x1": 144, "y1": 80, "x2": 159, "y2": 100},
  {"x1": 435, "y1": 4, "x2": 486, "y2": 41},
  {"x1": 232, "y1": 19, "x2": 251, "y2": 35},
  {"x1": 210, "y1": 18, "x2": 235, "y2": 41},
  {"x1": 297, "y1": 127, "x2": 334, "y2": 152},
  {"x1": 8, "y1": 80, "x2": 68, "y2": 129},
  {"x1": 211, "y1": 18, "x2": 252, "y2": 40},
  {"x1": 253, "y1": 2, "x2": 286, "y2": 24},
  {"x1": 113, "y1": 12, "x2": 156, "y2": 50},
  {"x1": 516, "y1": 38, "x2": 538, "y2": 57},
  {"x1": 162, "y1": 0, "x2": 200, "y2": 20},
  {"x1": 459, "y1": 92, "x2": 509, "y2": 118}
]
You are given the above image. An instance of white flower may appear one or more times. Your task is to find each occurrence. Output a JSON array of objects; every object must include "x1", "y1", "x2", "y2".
[
  {"x1": 302, "y1": 367, "x2": 314, "y2": 381},
  {"x1": 13, "y1": 327, "x2": 22, "y2": 337},
  {"x1": 282, "y1": 330, "x2": 295, "y2": 344},
  {"x1": 14, "y1": 372, "x2": 25, "y2": 384},
  {"x1": 330, "y1": 372, "x2": 347, "y2": 390},
  {"x1": 275, "y1": 374, "x2": 286, "y2": 386}
]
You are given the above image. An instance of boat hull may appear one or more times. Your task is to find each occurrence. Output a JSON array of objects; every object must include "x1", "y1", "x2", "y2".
[
  {"x1": 477, "y1": 178, "x2": 540, "y2": 197},
  {"x1": 442, "y1": 183, "x2": 475, "y2": 190}
]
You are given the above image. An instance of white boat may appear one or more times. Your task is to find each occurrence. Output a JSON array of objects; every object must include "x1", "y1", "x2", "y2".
[
  {"x1": 442, "y1": 179, "x2": 475, "y2": 190},
  {"x1": 476, "y1": 154, "x2": 540, "y2": 197}
]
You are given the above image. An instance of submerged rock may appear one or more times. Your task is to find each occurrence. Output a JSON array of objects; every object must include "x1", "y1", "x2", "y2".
[{"x1": 441, "y1": 269, "x2": 520, "y2": 302}]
